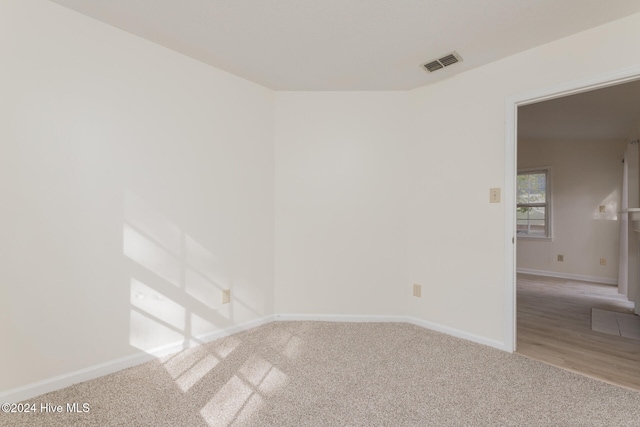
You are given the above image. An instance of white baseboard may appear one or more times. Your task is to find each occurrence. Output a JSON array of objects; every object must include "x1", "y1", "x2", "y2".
[
  {"x1": 276, "y1": 314, "x2": 508, "y2": 351},
  {"x1": 0, "y1": 315, "x2": 275, "y2": 403},
  {"x1": 516, "y1": 268, "x2": 617, "y2": 285},
  {"x1": 2, "y1": 313, "x2": 508, "y2": 402},
  {"x1": 405, "y1": 316, "x2": 508, "y2": 351},
  {"x1": 195, "y1": 315, "x2": 275, "y2": 344},
  {"x1": 274, "y1": 313, "x2": 406, "y2": 323}
]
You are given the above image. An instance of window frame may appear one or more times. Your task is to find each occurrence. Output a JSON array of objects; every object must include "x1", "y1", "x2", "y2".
[{"x1": 516, "y1": 167, "x2": 552, "y2": 240}]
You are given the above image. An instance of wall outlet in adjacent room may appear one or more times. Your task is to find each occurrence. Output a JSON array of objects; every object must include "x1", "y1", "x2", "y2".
[
  {"x1": 557, "y1": 254, "x2": 564, "y2": 262},
  {"x1": 413, "y1": 284, "x2": 422, "y2": 297},
  {"x1": 600, "y1": 258, "x2": 607, "y2": 266},
  {"x1": 222, "y1": 289, "x2": 231, "y2": 304}
]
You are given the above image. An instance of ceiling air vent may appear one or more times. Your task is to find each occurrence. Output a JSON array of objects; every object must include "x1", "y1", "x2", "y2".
[
  {"x1": 424, "y1": 60, "x2": 443, "y2": 72},
  {"x1": 422, "y1": 51, "x2": 463, "y2": 73}
]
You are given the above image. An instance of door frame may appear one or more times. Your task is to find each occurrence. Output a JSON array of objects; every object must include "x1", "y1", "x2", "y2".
[{"x1": 504, "y1": 66, "x2": 640, "y2": 352}]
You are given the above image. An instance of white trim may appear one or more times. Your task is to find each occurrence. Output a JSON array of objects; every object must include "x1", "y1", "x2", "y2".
[
  {"x1": 0, "y1": 352, "x2": 158, "y2": 405},
  {"x1": 193, "y1": 315, "x2": 276, "y2": 343},
  {"x1": 274, "y1": 313, "x2": 406, "y2": 323},
  {"x1": 505, "y1": 64, "x2": 640, "y2": 354},
  {"x1": 0, "y1": 315, "x2": 275, "y2": 403},
  {"x1": 510, "y1": 65, "x2": 640, "y2": 108},
  {"x1": 504, "y1": 92, "x2": 517, "y2": 353},
  {"x1": 516, "y1": 268, "x2": 617, "y2": 286},
  {"x1": 516, "y1": 236, "x2": 553, "y2": 242},
  {"x1": 276, "y1": 314, "x2": 508, "y2": 351},
  {"x1": 406, "y1": 317, "x2": 507, "y2": 351},
  {"x1": 1, "y1": 313, "x2": 511, "y2": 403}
]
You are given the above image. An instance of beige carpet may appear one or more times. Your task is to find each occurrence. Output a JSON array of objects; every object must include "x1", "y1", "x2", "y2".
[{"x1": 3, "y1": 321, "x2": 640, "y2": 426}]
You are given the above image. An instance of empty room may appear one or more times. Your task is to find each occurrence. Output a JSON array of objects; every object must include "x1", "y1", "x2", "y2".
[{"x1": 2, "y1": 0, "x2": 640, "y2": 425}]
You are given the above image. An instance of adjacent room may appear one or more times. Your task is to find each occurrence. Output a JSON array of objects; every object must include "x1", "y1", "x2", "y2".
[
  {"x1": 516, "y1": 81, "x2": 640, "y2": 390},
  {"x1": 3, "y1": 0, "x2": 640, "y2": 425}
]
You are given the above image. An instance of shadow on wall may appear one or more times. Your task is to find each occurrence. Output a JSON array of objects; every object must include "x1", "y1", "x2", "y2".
[
  {"x1": 122, "y1": 192, "x2": 297, "y2": 423},
  {"x1": 122, "y1": 191, "x2": 259, "y2": 354}
]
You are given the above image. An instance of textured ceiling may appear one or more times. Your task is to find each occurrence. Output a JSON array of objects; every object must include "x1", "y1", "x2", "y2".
[{"x1": 50, "y1": 0, "x2": 640, "y2": 91}]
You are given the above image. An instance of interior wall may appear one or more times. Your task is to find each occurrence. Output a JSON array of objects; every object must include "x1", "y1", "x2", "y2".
[
  {"x1": 274, "y1": 92, "x2": 410, "y2": 316},
  {"x1": 516, "y1": 139, "x2": 626, "y2": 282},
  {"x1": 629, "y1": 124, "x2": 640, "y2": 311},
  {"x1": 407, "y1": 12, "x2": 640, "y2": 343},
  {"x1": 0, "y1": 0, "x2": 275, "y2": 392},
  {"x1": 5, "y1": 0, "x2": 640, "y2": 399}
]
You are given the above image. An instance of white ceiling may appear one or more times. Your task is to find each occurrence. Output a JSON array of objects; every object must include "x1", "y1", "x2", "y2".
[
  {"x1": 50, "y1": 0, "x2": 640, "y2": 91},
  {"x1": 519, "y1": 79, "x2": 640, "y2": 141}
]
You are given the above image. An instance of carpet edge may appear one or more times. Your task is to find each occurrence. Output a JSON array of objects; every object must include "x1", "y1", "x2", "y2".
[{"x1": 0, "y1": 315, "x2": 276, "y2": 403}]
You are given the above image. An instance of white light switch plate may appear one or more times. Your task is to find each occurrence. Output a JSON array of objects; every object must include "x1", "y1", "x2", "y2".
[{"x1": 490, "y1": 188, "x2": 501, "y2": 203}]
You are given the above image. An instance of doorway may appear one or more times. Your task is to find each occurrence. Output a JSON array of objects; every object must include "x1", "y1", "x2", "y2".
[{"x1": 505, "y1": 68, "x2": 640, "y2": 384}]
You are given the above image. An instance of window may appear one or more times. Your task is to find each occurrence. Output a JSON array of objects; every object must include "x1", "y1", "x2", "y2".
[{"x1": 517, "y1": 168, "x2": 550, "y2": 237}]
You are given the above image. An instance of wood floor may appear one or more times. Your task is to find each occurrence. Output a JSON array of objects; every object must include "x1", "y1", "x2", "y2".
[{"x1": 516, "y1": 273, "x2": 640, "y2": 391}]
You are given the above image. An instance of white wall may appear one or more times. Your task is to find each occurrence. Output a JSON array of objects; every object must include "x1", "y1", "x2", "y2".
[
  {"x1": 517, "y1": 139, "x2": 626, "y2": 282},
  {"x1": 407, "y1": 12, "x2": 640, "y2": 343},
  {"x1": 629, "y1": 124, "x2": 640, "y2": 311},
  {"x1": 274, "y1": 92, "x2": 410, "y2": 316},
  {"x1": 0, "y1": 0, "x2": 275, "y2": 392},
  {"x1": 5, "y1": 0, "x2": 640, "y2": 399}
]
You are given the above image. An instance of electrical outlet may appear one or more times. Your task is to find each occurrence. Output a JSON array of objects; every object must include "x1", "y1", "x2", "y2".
[
  {"x1": 600, "y1": 258, "x2": 607, "y2": 266},
  {"x1": 489, "y1": 188, "x2": 501, "y2": 203},
  {"x1": 599, "y1": 205, "x2": 606, "y2": 213},
  {"x1": 413, "y1": 284, "x2": 421, "y2": 298},
  {"x1": 557, "y1": 254, "x2": 564, "y2": 262},
  {"x1": 222, "y1": 289, "x2": 231, "y2": 304}
]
